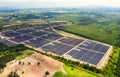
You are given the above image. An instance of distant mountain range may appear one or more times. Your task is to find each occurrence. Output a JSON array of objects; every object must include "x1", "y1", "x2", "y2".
[
  {"x1": 0, "y1": 6, "x2": 19, "y2": 11},
  {"x1": 0, "y1": 5, "x2": 120, "y2": 11}
]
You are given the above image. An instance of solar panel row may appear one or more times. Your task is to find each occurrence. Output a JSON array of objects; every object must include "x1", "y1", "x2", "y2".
[
  {"x1": 27, "y1": 31, "x2": 47, "y2": 37},
  {"x1": 79, "y1": 40, "x2": 109, "y2": 53},
  {"x1": 25, "y1": 37, "x2": 51, "y2": 48},
  {"x1": 10, "y1": 34, "x2": 34, "y2": 43},
  {"x1": 40, "y1": 33, "x2": 63, "y2": 41},
  {"x1": 2, "y1": 31, "x2": 21, "y2": 37},
  {"x1": 16, "y1": 28, "x2": 36, "y2": 34},
  {"x1": 66, "y1": 48, "x2": 104, "y2": 65},
  {"x1": 58, "y1": 37, "x2": 84, "y2": 46},
  {"x1": 41, "y1": 42, "x2": 73, "y2": 55}
]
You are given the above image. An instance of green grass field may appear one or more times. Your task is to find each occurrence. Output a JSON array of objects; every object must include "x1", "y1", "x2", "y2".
[
  {"x1": 63, "y1": 64, "x2": 98, "y2": 77},
  {"x1": 15, "y1": 50, "x2": 34, "y2": 60},
  {"x1": 53, "y1": 64, "x2": 99, "y2": 77}
]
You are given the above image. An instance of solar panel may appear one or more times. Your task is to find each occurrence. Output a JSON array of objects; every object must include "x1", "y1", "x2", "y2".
[
  {"x1": 91, "y1": 44, "x2": 103, "y2": 51},
  {"x1": 41, "y1": 42, "x2": 73, "y2": 55},
  {"x1": 98, "y1": 45, "x2": 110, "y2": 53},
  {"x1": 28, "y1": 31, "x2": 47, "y2": 37},
  {"x1": 16, "y1": 28, "x2": 36, "y2": 34},
  {"x1": 72, "y1": 49, "x2": 88, "y2": 59},
  {"x1": 2, "y1": 31, "x2": 21, "y2": 37},
  {"x1": 59, "y1": 37, "x2": 84, "y2": 46},
  {"x1": 80, "y1": 51, "x2": 96, "y2": 62},
  {"x1": 10, "y1": 34, "x2": 34, "y2": 43},
  {"x1": 25, "y1": 38, "x2": 51, "y2": 48},
  {"x1": 67, "y1": 49, "x2": 79, "y2": 56},
  {"x1": 89, "y1": 53, "x2": 104, "y2": 65},
  {"x1": 41, "y1": 33, "x2": 63, "y2": 41}
]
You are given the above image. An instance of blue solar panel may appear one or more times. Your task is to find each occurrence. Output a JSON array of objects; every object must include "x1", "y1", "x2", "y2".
[
  {"x1": 41, "y1": 33, "x2": 63, "y2": 40},
  {"x1": 92, "y1": 44, "x2": 103, "y2": 51},
  {"x1": 10, "y1": 35, "x2": 34, "y2": 43},
  {"x1": 25, "y1": 38, "x2": 51, "y2": 48},
  {"x1": 41, "y1": 42, "x2": 73, "y2": 55},
  {"x1": 98, "y1": 45, "x2": 110, "y2": 53},
  {"x1": 28, "y1": 31, "x2": 47, "y2": 37},
  {"x1": 2, "y1": 31, "x2": 21, "y2": 37},
  {"x1": 59, "y1": 37, "x2": 84, "y2": 46},
  {"x1": 16, "y1": 28, "x2": 36, "y2": 34},
  {"x1": 80, "y1": 51, "x2": 96, "y2": 62},
  {"x1": 89, "y1": 53, "x2": 104, "y2": 65}
]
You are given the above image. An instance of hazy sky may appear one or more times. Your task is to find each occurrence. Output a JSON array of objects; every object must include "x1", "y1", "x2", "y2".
[{"x1": 0, "y1": 0, "x2": 120, "y2": 8}]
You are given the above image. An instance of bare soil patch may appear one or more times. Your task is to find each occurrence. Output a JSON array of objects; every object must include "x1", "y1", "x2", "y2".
[{"x1": 0, "y1": 52, "x2": 65, "y2": 77}]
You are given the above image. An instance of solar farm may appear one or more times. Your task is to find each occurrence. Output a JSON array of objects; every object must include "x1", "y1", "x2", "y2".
[{"x1": 0, "y1": 26, "x2": 112, "y2": 68}]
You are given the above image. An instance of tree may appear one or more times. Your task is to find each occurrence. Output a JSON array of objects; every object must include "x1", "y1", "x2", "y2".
[
  {"x1": 28, "y1": 62, "x2": 31, "y2": 65},
  {"x1": 37, "y1": 62, "x2": 40, "y2": 66},
  {"x1": 22, "y1": 71, "x2": 24, "y2": 74},
  {"x1": 45, "y1": 71, "x2": 49, "y2": 77},
  {"x1": 18, "y1": 61, "x2": 21, "y2": 65},
  {"x1": 22, "y1": 62, "x2": 24, "y2": 65},
  {"x1": 7, "y1": 72, "x2": 19, "y2": 77}
]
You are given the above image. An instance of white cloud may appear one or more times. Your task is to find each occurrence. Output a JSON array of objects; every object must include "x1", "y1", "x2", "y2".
[
  {"x1": 0, "y1": 0, "x2": 120, "y2": 7},
  {"x1": 0, "y1": 0, "x2": 30, "y2": 2}
]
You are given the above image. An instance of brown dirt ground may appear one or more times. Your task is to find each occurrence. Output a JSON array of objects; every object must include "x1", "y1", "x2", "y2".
[{"x1": 0, "y1": 52, "x2": 65, "y2": 77}]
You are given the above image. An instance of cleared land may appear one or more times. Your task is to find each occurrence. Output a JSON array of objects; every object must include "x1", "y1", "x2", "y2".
[{"x1": 0, "y1": 52, "x2": 65, "y2": 77}]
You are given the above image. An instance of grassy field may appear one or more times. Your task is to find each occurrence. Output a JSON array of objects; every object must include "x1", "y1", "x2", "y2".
[
  {"x1": 63, "y1": 64, "x2": 98, "y2": 77},
  {"x1": 15, "y1": 50, "x2": 34, "y2": 60},
  {"x1": 53, "y1": 64, "x2": 99, "y2": 77}
]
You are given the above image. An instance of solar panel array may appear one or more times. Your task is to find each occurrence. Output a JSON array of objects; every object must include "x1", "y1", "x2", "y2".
[
  {"x1": 66, "y1": 47, "x2": 104, "y2": 65},
  {"x1": 1, "y1": 26, "x2": 111, "y2": 67}
]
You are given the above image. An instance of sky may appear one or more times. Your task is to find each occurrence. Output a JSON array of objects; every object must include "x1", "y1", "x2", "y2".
[{"x1": 0, "y1": 0, "x2": 120, "y2": 8}]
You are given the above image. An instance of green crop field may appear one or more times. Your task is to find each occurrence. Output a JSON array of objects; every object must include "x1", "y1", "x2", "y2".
[
  {"x1": 53, "y1": 64, "x2": 99, "y2": 77},
  {"x1": 63, "y1": 64, "x2": 98, "y2": 77}
]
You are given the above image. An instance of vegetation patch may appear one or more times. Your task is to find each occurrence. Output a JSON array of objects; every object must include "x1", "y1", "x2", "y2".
[
  {"x1": 15, "y1": 50, "x2": 34, "y2": 60},
  {"x1": 53, "y1": 64, "x2": 98, "y2": 77},
  {"x1": 0, "y1": 44, "x2": 29, "y2": 73},
  {"x1": 102, "y1": 47, "x2": 120, "y2": 77},
  {"x1": 63, "y1": 64, "x2": 98, "y2": 77},
  {"x1": 53, "y1": 71, "x2": 70, "y2": 77}
]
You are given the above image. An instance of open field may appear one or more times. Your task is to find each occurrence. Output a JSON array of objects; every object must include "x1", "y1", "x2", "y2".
[
  {"x1": 0, "y1": 52, "x2": 65, "y2": 77},
  {"x1": 63, "y1": 64, "x2": 98, "y2": 77},
  {"x1": 53, "y1": 64, "x2": 99, "y2": 77}
]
